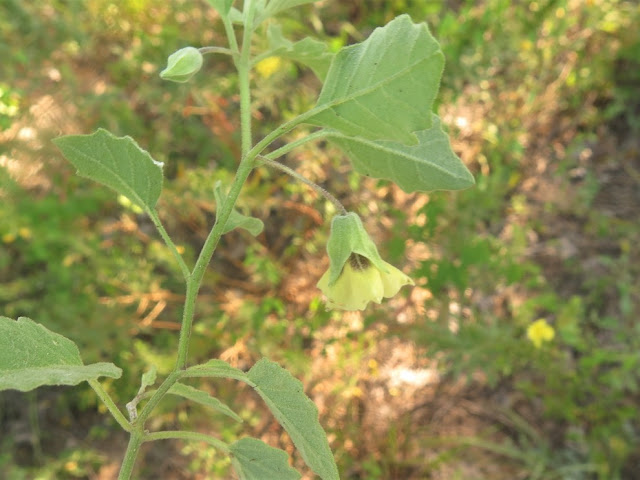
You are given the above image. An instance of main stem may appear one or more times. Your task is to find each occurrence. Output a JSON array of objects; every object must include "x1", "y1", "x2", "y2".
[{"x1": 117, "y1": 19, "x2": 256, "y2": 480}]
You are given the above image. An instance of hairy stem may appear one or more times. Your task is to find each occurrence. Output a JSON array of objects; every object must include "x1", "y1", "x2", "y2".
[
  {"x1": 89, "y1": 379, "x2": 131, "y2": 432},
  {"x1": 262, "y1": 129, "x2": 330, "y2": 161},
  {"x1": 145, "y1": 430, "x2": 231, "y2": 453},
  {"x1": 257, "y1": 156, "x2": 347, "y2": 215},
  {"x1": 148, "y1": 209, "x2": 190, "y2": 281}
]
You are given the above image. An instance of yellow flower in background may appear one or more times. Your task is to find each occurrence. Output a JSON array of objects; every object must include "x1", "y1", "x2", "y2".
[
  {"x1": 255, "y1": 56, "x2": 283, "y2": 79},
  {"x1": 317, "y1": 254, "x2": 414, "y2": 311},
  {"x1": 527, "y1": 319, "x2": 555, "y2": 348}
]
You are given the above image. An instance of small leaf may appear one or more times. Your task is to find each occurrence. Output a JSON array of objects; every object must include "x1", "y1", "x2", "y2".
[
  {"x1": 160, "y1": 46, "x2": 204, "y2": 83},
  {"x1": 248, "y1": 359, "x2": 338, "y2": 480},
  {"x1": 229, "y1": 7, "x2": 244, "y2": 23},
  {"x1": 169, "y1": 382, "x2": 243, "y2": 423},
  {"x1": 0, "y1": 317, "x2": 122, "y2": 392},
  {"x1": 307, "y1": 14, "x2": 444, "y2": 144},
  {"x1": 266, "y1": 25, "x2": 333, "y2": 80},
  {"x1": 206, "y1": 0, "x2": 234, "y2": 16},
  {"x1": 214, "y1": 181, "x2": 264, "y2": 236},
  {"x1": 53, "y1": 129, "x2": 164, "y2": 211},
  {"x1": 328, "y1": 115, "x2": 475, "y2": 193},
  {"x1": 183, "y1": 359, "x2": 250, "y2": 383},
  {"x1": 140, "y1": 365, "x2": 157, "y2": 391},
  {"x1": 231, "y1": 437, "x2": 301, "y2": 480}
]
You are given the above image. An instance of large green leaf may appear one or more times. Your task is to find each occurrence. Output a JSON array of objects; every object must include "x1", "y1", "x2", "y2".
[
  {"x1": 230, "y1": 437, "x2": 301, "y2": 480},
  {"x1": 248, "y1": 359, "x2": 338, "y2": 480},
  {"x1": 169, "y1": 382, "x2": 243, "y2": 423},
  {"x1": 328, "y1": 115, "x2": 475, "y2": 192},
  {"x1": 0, "y1": 317, "x2": 122, "y2": 392},
  {"x1": 307, "y1": 14, "x2": 444, "y2": 144},
  {"x1": 266, "y1": 24, "x2": 333, "y2": 80},
  {"x1": 53, "y1": 128, "x2": 164, "y2": 211}
]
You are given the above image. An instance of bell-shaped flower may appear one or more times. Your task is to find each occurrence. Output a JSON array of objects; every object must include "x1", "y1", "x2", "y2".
[{"x1": 317, "y1": 213, "x2": 414, "y2": 310}]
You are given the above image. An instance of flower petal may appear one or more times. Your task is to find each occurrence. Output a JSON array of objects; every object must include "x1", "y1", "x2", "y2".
[
  {"x1": 379, "y1": 261, "x2": 414, "y2": 298},
  {"x1": 317, "y1": 263, "x2": 384, "y2": 310}
]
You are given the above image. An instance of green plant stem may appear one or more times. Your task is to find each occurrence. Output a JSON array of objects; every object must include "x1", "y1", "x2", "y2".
[
  {"x1": 118, "y1": 428, "x2": 145, "y2": 480},
  {"x1": 145, "y1": 430, "x2": 231, "y2": 453},
  {"x1": 257, "y1": 156, "x2": 347, "y2": 215},
  {"x1": 148, "y1": 209, "x2": 190, "y2": 281},
  {"x1": 89, "y1": 379, "x2": 131, "y2": 432},
  {"x1": 199, "y1": 46, "x2": 234, "y2": 56},
  {"x1": 138, "y1": 371, "x2": 183, "y2": 420},
  {"x1": 262, "y1": 129, "x2": 330, "y2": 161},
  {"x1": 174, "y1": 2, "x2": 257, "y2": 374}
]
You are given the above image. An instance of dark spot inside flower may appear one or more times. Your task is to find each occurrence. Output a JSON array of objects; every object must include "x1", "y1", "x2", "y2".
[{"x1": 349, "y1": 253, "x2": 370, "y2": 271}]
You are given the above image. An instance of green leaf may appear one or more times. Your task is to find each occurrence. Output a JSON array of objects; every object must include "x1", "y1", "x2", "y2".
[
  {"x1": 169, "y1": 382, "x2": 243, "y2": 423},
  {"x1": 307, "y1": 14, "x2": 444, "y2": 144},
  {"x1": 254, "y1": 0, "x2": 318, "y2": 26},
  {"x1": 229, "y1": 7, "x2": 244, "y2": 23},
  {"x1": 214, "y1": 181, "x2": 264, "y2": 236},
  {"x1": 248, "y1": 359, "x2": 338, "y2": 480},
  {"x1": 230, "y1": 437, "x2": 301, "y2": 480},
  {"x1": 140, "y1": 365, "x2": 157, "y2": 391},
  {"x1": 266, "y1": 25, "x2": 333, "y2": 80},
  {"x1": 183, "y1": 359, "x2": 250, "y2": 383},
  {"x1": 206, "y1": 0, "x2": 234, "y2": 16},
  {"x1": 53, "y1": 128, "x2": 164, "y2": 211},
  {"x1": 328, "y1": 115, "x2": 475, "y2": 193},
  {"x1": 0, "y1": 317, "x2": 122, "y2": 392}
]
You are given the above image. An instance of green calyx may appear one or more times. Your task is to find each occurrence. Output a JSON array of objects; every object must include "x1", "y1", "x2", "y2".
[
  {"x1": 326, "y1": 212, "x2": 388, "y2": 286},
  {"x1": 160, "y1": 47, "x2": 204, "y2": 83}
]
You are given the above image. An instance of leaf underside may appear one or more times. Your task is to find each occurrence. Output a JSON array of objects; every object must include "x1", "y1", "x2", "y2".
[
  {"x1": 329, "y1": 114, "x2": 475, "y2": 193},
  {"x1": 169, "y1": 382, "x2": 243, "y2": 423},
  {"x1": 248, "y1": 359, "x2": 339, "y2": 480},
  {"x1": 0, "y1": 317, "x2": 122, "y2": 392},
  {"x1": 230, "y1": 437, "x2": 301, "y2": 480}
]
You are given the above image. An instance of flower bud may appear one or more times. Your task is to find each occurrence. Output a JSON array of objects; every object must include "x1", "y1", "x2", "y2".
[{"x1": 160, "y1": 47, "x2": 203, "y2": 83}]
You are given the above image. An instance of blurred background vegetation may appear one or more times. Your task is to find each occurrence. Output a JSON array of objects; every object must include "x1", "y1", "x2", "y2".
[{"x1": 1, "y1": 0, "x2": 639, "y2": 478}]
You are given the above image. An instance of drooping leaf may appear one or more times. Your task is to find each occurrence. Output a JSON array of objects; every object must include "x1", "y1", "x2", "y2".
[
  {"x1": 183, "y1": 359, "x2": 250, "y2": 383},
  {"x1": 266, "y1": 24, "x2": 333, "y2": 80},
  {"x1": 169, "y1": 382, "x2": 243, "y2": 423},
  {"x1": 230, "y1": 437, "x2": 301, "y2": 480},
  {"x1": 307, "y1": 14, "x2": 444, "y2": 144},
  {"x1": 248, "y1": 359, "x2": 338, "y2": 480},
  {"x1": 214, "y1": 181, "x2": 264, "y2": 236},
  {"x1": 53, "y1": 128, "x2": 164, "y2": 211},
  {"x1": 328, "y1": 115, "x2": 475, "y2": 193},
  {"x1": 0, "y1": 317, "x2": 122, "y2": 392}
]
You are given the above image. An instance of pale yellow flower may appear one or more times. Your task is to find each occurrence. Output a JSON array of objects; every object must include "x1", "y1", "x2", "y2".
[
  {"x1": 527, "y1": 319, "x2": 555, "y2": 348},
  {"x1": 317, "y1": 254, "x2": 413, "y2": 311}
]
